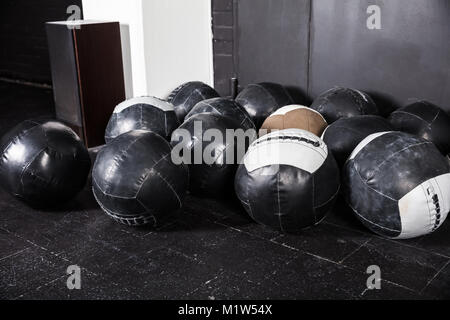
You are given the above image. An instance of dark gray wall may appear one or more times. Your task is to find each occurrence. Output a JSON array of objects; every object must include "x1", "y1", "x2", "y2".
[
  {"x1": 212, "y1": 0, "x2": 236, "y2": 96},
  {"x1": 236, "y1": 0, "x2": 311, "y2": 103},
  {"x1": 220, "y1": 0, "x2": 450, "y2": 113},
  {"x1": 0, "y1": 0, "x2": 82, "y2": 84},
  {"x1": 310, "y1": 0, "x2": 450, "y2": 114}
]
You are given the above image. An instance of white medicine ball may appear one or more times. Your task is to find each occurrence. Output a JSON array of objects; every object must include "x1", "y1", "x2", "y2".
[
  {"x1": 105, "y1": 96, "x2": 178, "y2": 143},
  {"x1": 234, "y1": 128, "x2": 340, "y2": 233},
  {"x1": 343, "y1": 131, "x2": 450, "y2": 239}
]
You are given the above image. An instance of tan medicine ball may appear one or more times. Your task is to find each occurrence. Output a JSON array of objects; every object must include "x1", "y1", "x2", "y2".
[{"x1": 260, "y1": 105, "x2": 328, "y2": 137}]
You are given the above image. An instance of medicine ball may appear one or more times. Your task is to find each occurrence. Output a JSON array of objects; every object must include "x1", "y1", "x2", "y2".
[
  {"x1": 105, "y1": 96, "x2": 178, "y2": 143},
  {"x1": 389, "y1": 101, "x2": 450, "y2": 156},
  {"x1": 343, "y1": 131, "x2": 450, "y2": 239},
  {"x1": 0, "y1": 119, "x2": 90, "y2": 207},
  {"x1": 93, "y1": 130, "x2": 188, "y2": 226},
  {"x1": 235, "y1": 129, "x2": 340, "y2": 233},
  {"x1": 260, "y1": 105, "x2": 327, "y2": 137},
  {"x1": 310, "y1": 87, "x2": 378, "y2": 124},
  {"x1": 235, "y1": 82, "x2": 294, "y2": 129},
  {"x1": 171, "y1": 113, "x2": 253, "y2": 198},
  {"x1": 167, "y1": 81, "x2": 219, "y2": 122},
  {"x1": 185, "y1": 97, "x2": 255, "y2": 131},
  {"x1": 322, "y1": 115, "x2": 393, "y2": 168}
]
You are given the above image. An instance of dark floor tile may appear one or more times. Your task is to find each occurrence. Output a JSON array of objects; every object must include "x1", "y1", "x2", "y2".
[
  {"x1": 0, "y1": 246, "x2": 67, "y2": 299},
  {"x1": 360, "y1": 281, "x2": 425, "y2": 300},
  {"x1": 3, "y1": 212, "x2": 141, "y2": 275},
  {"x1": 183, "y1": 195, "x2": 245, "y2": 222},
  {"x1": 411, "y1": 220, "x2": 450, "y2": 258},
  {"x1": 273, "y1": 223, "x2": 371, "y2": 263},
  {"x1": 421, "y1": 261, "x2": 450, "y2": 299},
  {"x1": 342, "y1": 237, "x2": 449, "y2": 292},
  {"x1": 323, "y1": 197, "x2": 371, "y2": 234},
  {"x1": 38, "y1": 229, "x2": 141, "y2": 276},
  {"x1": 0, "y1": 190, "x2": 33, "y2": 219},
  {"x1": 148, "y1": 218, "x2": 297, "y2": 279},
  {"x1": 188, "y1": 271, "x2": 268, "y2": 300},
  {"x1": 266, "y1": 256, "x2": 369, "y2": 299},
  {"x1": 17, "y1": 269, "x2": 137, "y2": 300},
  {"x1": 202, "y1": 252, "x2": 369, "y2": 299},
  {"x1": 217, "y1": 214, "x2": 282, "y2": 241},
  {"x1": 0, "y1": 228, "x2": 30, "y2": 260},
  {"x1": 99, "y1": 247, "x2": 218, "y2": 299}
]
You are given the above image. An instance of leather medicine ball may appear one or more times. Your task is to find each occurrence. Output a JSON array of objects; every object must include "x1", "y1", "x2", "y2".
[
  {"x1": 171, "y1": 113, "x2": 252, "y2": 198},
  {"x1": 185, "y1": 97, "x2": 256, "y2": 131},
  {"x1": 322, "y1": 115, "x2": 393, "y2": 168},
  {"x1": 0, "y1": 119, "x2": 90, "y2": 207},
  {"x1": 235, "y1": 82, "x2": 294, "y2": 129},
  {"x1": 105, "y1": 96, "x2": 178, "y2": 143},
  {"x1": 260, "y1": 105, "x2": 327, "y2": 137},
  {"x1": 389, "y1": 101, "x2": 450, "y2": 156},
  {"x1": 343, "y1": 131, "x2": 450, "y2": 239},
  {"x1": 167, "y1": 81, "x2": 219, "y2": 123},
  {"x1": 310, "y1": 87, "x2": 378, "y2": 124},
  {"x1": 235, "y1": 128, "x2": 340, "y2": 233},
  {"x1": 92, "y1": 130, "x2": 188, "y2": 226}
]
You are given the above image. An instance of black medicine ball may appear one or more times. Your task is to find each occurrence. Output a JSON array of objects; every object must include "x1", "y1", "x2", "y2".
[
  {"x1": 310, "y1": 87, "x2": 378, "y2": 124},
  {"x1": 322, "y1": 115, "x2": 393, "y2": 168},
  {"x1": 235, "y1": 82, "x2": 294, "y2": 129},
  {"x1": 105, "y1": 96, "x2": 178, "y2": 143},
  {"x1": 343, "y1": 131, "x2": 450, "y2": 239},
  {"x1": 389, "y1": 101, "x2": 450, "y2": 156},
  {"x1": 185, "y1": 97, "x2": 256, "y2": 131},
  {"x1": 235, "y1": 129, "x2": 340, "y2": 233},
  {"x1": 167, "y1": 81, "x2": 220, "y2": 122},
  {"x1": 0, "y1": 119, "x2": 90, "y2": 207},
  {"x1": 92, "y1": 130, "x2": 189, "y2": 226},
  {"x1": 171, "y1": 113, "x2": 252, "y2": 198}
]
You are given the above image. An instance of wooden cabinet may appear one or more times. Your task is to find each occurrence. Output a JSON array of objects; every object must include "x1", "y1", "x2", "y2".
[{"x1": 46, "y1": 20, "x2": 125, "y2": 147}]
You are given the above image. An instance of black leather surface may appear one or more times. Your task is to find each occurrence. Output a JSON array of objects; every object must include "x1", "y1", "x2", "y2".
[
  {"x1": 323, "y1": 115, "x2": 393, "y2": 167},
  {"x1": 171, "y1": 113, "x2": 244, "y2": 198},
  {"x1": 389, "y1": 101, "x2": 450, "y2": 156},
  {"x1": 185, "y1": 97, "x2": 255, "y2": 131},
  {"x1": 235, "y1": 134, "x2": 340, "y2": 233},
  {"x1": 167, "y1": 81, "x2": 220, "y2": 122},
  {"x1": 310, "y1": 87, "x2": 378, "y2": 124},
  {"x1": 343, "y1": 131, "x2": 450, "y2": 237},
  {"x1": 92, "y1": 130, "x2": 188, "y2": 226},
  {"x1": 235, "y1": 82, "x2": 294, "y2": 128},
  {"x1": 105, "y1": 100, "x2": 179, "y2": 143},
  {"x1": 0, "y1": 119, "x2": 90, "y2": 206}
]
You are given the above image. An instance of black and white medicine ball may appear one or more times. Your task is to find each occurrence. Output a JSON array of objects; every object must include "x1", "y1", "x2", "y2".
[
  {"x1": 0, "y1": 119, "x2": 91, "y2": 207},
  {"x1": 235, "y1": 129, "x2": 340, "y2": 233},
  {"x1": 167, "y1": 81, "x2": 220, "y2": 122},
  {"x1": 310, "y1": 87, "x2": 378, "y2": 124},
  {"x1": 389, "y1": 101, "x2": 450, "y2": 156},
  {"x1": 343, "y1": 131, "x2": 450, "y2": 239},
  {"x1": 185, "y1": 97, "x2": 255, "y2": 131},
  {"x1": 171, "y1": 113, "x2": 251, "y2": 198},
  {"x1": 235, "y1": 82, "x2": 294, "y2": 129},
  {"x1": 92, "y1": 130, "x2": 189, "y2": 226},
  {"x1": 322, "y1": 115, "x2": 393, "y2": 168},
  {"x1": 105, "y1": 96, "x2": 178, "y2": 143}
]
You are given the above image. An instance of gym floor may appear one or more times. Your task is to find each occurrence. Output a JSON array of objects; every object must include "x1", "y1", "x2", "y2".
[{"x1": 0, "y1": 82, "x2": 449, "y2": 300}]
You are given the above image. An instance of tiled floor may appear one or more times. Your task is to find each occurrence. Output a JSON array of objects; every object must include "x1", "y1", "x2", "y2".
[{"x1": 0, "y1": 82, "x2": 449, "y2": 299}]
